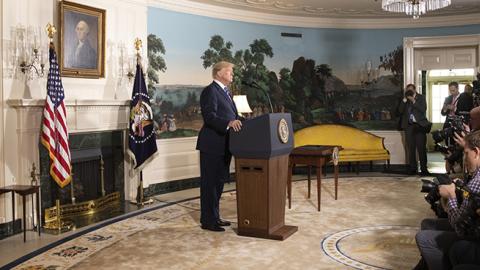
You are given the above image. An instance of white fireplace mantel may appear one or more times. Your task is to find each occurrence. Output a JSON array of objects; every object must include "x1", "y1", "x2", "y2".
[{"x1": 7, "y1": 99, "x2": 130, "y2": 134}]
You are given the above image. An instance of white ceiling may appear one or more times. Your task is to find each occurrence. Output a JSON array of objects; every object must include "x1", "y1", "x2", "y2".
[{"x1": 186, "y1": 0, "x2": 480, "y2": 18}]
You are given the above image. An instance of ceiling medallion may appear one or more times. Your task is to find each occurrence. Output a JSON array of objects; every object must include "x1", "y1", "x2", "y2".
[{"x1": 382, "y1": 0, "x2": 451, "y2": 19}]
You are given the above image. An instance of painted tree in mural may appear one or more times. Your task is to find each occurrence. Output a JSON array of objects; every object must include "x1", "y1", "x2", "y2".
[
  {"x1": 147, "y1": 34, "x2": 167, "y2": 130},
  {"x1": 314, "y1": 64, "x2": 332, "y2": 107},
  {"x1": 147, "y1": 34, "x2": 167, "y2": 92},
  {"x1": 201, "y1": 35, "x2": 274, "y2": 106},
  {"x1": 278, "y1": 68, "x2": 296, "y2": 110},
  {"x1": 235, "y1": 39, "x2": 274, "y2": 105},
  {"x1": 278, "y1": 58, "x2": 333, "y2": 125},
  {"x1": 201, "y1": 35, "x2": 234, "y2": 68},
  {"x1": 379, "y1": 46, "x2": 403, "y2": 86}
]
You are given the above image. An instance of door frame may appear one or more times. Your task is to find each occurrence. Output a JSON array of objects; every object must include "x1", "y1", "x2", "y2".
[{"x1": 404, "y1": 34, "x2": 480, "y2": 94}]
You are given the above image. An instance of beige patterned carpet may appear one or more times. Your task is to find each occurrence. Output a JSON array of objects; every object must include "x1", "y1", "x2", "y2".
[{"x1": 15, "y1": 176, "x2": 434, "y2": 270}]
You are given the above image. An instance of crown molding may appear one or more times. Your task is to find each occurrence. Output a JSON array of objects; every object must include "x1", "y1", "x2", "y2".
[
  {"x1": 148, "y1": 0, "x2": 480, "y2": 29},
  {"x1": 118, "y1": 0, "x2": 149, "y2": 6}
]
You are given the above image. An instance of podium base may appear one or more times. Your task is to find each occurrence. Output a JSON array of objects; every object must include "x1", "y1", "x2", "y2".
[{"x1": 238, "y1": 225, "x2": 298, "y2": 241}]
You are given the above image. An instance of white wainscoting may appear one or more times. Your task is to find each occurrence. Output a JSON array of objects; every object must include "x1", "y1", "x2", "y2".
[
  {"x1": 142, "y1": 137, "x2": 200, "y2": 187},
  {"x1": 367, "y1": 130, "x2": 406, "y2": 165},
  {"x1": 142, "y1": 130, "x2": 407, "y2": 188}
]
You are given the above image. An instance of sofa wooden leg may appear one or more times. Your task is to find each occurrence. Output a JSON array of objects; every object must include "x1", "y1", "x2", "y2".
[
  {"x1": 307, "y1": 166, "x2": 311, "y2": 198},
  {"x1": 317, "y1": 163, "x2": 322, "y2": 212},
  {"x1": 334, "y1": 164, "x2": 339, "y2": 200}
]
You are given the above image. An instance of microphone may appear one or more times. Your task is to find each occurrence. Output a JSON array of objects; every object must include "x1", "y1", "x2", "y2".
[{"x1": 241, "y1": 80, "x2": 274, "y2": 113}]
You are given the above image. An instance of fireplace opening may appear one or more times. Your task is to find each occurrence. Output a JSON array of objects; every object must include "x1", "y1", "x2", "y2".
[{"x1": 39, "y1": 131, "x2": 126, "y2": 231}]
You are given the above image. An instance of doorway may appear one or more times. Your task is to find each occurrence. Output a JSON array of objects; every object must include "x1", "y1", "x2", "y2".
[{"x1": 424, "y1": 68, "x2": 476, "y2": 148}]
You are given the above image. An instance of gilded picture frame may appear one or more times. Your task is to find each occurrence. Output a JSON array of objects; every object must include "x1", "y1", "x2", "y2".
[{"x1": 59, "y1": 1, "x2": 105, "y2": 78}]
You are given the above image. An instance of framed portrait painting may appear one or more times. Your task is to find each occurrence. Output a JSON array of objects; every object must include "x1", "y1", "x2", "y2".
[{"x1": 59, "y1": 1, "x2": 105, "y2": 78}]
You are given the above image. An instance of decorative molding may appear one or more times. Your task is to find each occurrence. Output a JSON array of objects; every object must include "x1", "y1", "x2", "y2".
[
  {"x1": 7, "y1": 99, "x2": 130, "y2": 108},
  {"x1": 404, "y1": 34, "x2": 480, "y2": 88},
  {"x1": 117, "y1": 0, "x2": 149, "y2": 5},
  {"x1": 148, "y1": 0, "x2": 480, "y2": 29},
  {"x1": 208, "y1": 0, "x2": 480, "y2": 18},
  {"x1": 0, "y1": 0, "x2": 5, "y2": 221}
]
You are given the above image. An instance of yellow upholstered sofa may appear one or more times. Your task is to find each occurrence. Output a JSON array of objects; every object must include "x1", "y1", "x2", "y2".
[{"x1": 294, "y1": 124, "x2": 390, "y2": 171}]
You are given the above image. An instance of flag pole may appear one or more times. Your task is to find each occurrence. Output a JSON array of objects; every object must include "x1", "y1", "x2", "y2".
[{"x1": 131, "y1": 38, "x2": 153, "y2": 206}]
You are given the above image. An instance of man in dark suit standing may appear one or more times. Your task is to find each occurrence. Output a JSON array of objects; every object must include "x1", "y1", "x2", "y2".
[
  {"x1": 398, "y1": 84, "x2": 430, "y2": 176},
  {"x1": 196, "y1": 61, "x2": 242, "y2": 232},
  {"x1": 441, "y1": 82, "x2": 461, "y2": 147}
]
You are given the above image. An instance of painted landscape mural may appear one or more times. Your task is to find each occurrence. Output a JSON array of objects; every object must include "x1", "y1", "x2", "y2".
[{"x1": 147, "y1": 7, "x2": 480, "y2": 139}]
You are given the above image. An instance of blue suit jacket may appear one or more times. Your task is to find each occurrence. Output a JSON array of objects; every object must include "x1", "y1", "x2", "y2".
[{"x1": 196, "y1": 82, "x2": 238, "y2": 156}]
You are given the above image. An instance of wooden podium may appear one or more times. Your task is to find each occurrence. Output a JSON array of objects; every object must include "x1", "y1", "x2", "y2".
[{"x1": 230, "y1": 113, "x2": 298, "y2": 240}]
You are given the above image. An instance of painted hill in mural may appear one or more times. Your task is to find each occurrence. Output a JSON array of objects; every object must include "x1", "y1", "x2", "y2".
[{"x1": 273, "y1": 57, "x2": 402, "y2": 131}]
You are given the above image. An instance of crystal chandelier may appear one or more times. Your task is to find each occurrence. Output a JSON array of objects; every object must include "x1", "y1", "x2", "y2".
[{"x1": 382, "y1": 0, "x2": 452, "y2": 19}]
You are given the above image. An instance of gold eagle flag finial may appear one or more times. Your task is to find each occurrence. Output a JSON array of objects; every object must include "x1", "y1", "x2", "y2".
[
  {"x1": 134, "y1": 38, "x2": 142, "y2": 54},
  {"x1": 134, "y1": 38, "x2": 143, "y2": 68},
  {"x1": 45, "y1": 23, "x2": 57, "y2": 42},
  {"x1": 46, "y1": 23, "x2": 57, "y2": 50}
]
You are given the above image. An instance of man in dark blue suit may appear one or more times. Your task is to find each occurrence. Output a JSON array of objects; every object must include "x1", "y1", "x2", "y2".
[{"x1": 196, "y1": 61, "x2": 242, "y2": 232}]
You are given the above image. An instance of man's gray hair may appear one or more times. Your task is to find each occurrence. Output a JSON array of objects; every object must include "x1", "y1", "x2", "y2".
[{"x1": 212, "y1": 61, "x2": 234, "y2": 78}]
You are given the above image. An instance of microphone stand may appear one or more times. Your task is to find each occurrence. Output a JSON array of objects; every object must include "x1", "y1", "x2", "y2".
[{"x1": 243, "y1": 80, "x2": 274, "y2": 113}]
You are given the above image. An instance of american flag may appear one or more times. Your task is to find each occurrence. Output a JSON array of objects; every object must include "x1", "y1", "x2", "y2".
[{"x1": 40, "y1": 46, "x2": 71, "y2": 188}]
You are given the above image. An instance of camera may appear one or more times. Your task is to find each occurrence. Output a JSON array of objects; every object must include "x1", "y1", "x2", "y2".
[
  {"x1": 434, "y1": 143, "x2": 454, "y2": 155},
  {"x1": 405, "y1": 90, "x2": 415, "y2": 98},
  {"x1": 420, "y1": 174, "x2": 459, "y2": 218},
  {"x1": 473, "y1": 72, "x2": 480, "y2": 107},
  {"x1": 456, "y1": 192, "x2": 480, "y2": 239},
  {"x1": 431, "y1": 114, "x2": 467, "y2": 143},
  {"x1": 453, "y1": 179, "x2": 480, "y2": 239},
  {"x1": 421, "y1": 174, "x2": 452, "y2": 205}
]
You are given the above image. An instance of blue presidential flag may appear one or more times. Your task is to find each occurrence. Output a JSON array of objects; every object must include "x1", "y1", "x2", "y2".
[{"x1": 127, "y1": 64, "x2": 158, "y2": 171}]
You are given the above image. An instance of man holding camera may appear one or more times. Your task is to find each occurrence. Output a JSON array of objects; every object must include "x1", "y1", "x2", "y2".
[
  {"x1": 415, "y1": 130, "x2": 480, "y2": 270},
  {"x1": 398, "y1": 84, "x2": 431, "y2": 176},
  {"x1": 441, "y1": 82, "x2": 475, "y2": 173}
]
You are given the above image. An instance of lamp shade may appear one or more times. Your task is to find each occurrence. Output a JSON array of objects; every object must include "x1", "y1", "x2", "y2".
[{"x1": 233, "y1": 95, "x2": 252, "y2": 114}]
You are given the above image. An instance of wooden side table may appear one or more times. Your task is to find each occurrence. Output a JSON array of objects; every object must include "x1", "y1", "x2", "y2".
[
  {"x1": 287, "y1": 145, "x2": 342, "y2": 211},
  {"x1": 0, "y1": 185, "x2": 41, "y2": 242}
]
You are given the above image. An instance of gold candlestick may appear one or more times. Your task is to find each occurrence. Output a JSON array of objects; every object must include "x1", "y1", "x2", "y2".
[{"x1": 30, "y1": 162, "x2": 40, "y2": 186}]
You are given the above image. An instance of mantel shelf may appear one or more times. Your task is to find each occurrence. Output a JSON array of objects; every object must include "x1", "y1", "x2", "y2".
[{"x1": 7, "y1": 99, "x2": 130, "y2": 108}]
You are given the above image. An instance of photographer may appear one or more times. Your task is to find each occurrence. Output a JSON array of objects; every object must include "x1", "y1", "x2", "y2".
[
  {"x1": 397, "y1": 84, "x2": 430, "y2": 175},
  {"x1": 456, "y1": 84, "x2": 474, "y2": 115},
  {"x1": 453, "y1": 106, "x2": 480, "y2": 149},
  {"x1": 415, "y1": 130, "x2": 480, "y2": 270},
  {"x1": 442, "y1": 82, "x2": 461, "y2": 147}
]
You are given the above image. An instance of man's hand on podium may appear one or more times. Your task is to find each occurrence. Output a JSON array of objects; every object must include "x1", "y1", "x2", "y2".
[{"x1": 228, "y1": 120, "x2": 242, "y2": 132}]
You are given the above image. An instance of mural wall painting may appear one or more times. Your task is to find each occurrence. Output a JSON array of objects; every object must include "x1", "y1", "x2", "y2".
[{"x1": 147, "y1": 32, "x2": 403, "y2": 139}]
